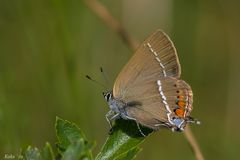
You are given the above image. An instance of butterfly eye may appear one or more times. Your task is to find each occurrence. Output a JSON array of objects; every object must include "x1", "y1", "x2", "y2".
[
  {"x1": 103, "y1": 92, "x2": 111, "y2": 101},
  {"x1": 106, "y1": 93, "x2": 111, "y2": 101}
]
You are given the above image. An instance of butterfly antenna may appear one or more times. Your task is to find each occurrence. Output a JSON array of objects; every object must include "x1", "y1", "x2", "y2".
[
  {"x1": 100, "y1": 67, "x2": 110, "y2": 85},
  {"x1": 85, "y1": 75, "x2": 107, "y2": 89}
]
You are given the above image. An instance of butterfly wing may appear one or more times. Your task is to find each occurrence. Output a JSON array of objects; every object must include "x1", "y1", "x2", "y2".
[
  {"x1": 124, "y1": 77, "x2": 193, "y2": 130},
  {"x1": 113, "y1": 30, "x2": 193, "y2": 129},
  {"x1": 113, "y1": 30, "x2": 181, "y2": 100}
]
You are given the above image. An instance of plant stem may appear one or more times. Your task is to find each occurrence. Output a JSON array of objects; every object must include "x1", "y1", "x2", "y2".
[
  {"x1": 184, "y1": 125, "x2": 204, "y2": 160},
  {"x1": 83, "y1": 0, "x2": 138, "y2": 52}
]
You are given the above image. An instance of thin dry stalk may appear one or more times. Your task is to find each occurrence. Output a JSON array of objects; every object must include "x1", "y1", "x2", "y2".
[
  {"x1": 84, "y1": 0, "x2": 204, "y2": 159},
  {"x1": 83, "y1": 0, "x2": 138, "y2": 52},
  {"x1": 184, "y1": 125, "x2": 204, "y2": 160}
]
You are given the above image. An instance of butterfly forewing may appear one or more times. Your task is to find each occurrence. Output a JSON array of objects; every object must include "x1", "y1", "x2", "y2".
[{"x1": 113, "y1": 30, "x2": 181, "y2": 99}]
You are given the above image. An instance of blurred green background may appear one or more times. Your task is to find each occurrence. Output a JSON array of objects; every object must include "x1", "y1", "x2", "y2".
[{"x1": 0, "y1": 0, "x2": 240, "y2": 159}]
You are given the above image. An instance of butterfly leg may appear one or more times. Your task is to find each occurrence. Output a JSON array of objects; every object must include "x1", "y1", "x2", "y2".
[
  {"x1": 136, "y1": 122, "x2": 146, "y2": 137},
  {"x1": 106, "y1": 111, "x2": 120, "y2": 134},
  {"x1": 105, "y1": 111, "x2": 114, "y2": 129},
  {"x1": 124, "y1": 115, "x2": 146, "y2": 137}
]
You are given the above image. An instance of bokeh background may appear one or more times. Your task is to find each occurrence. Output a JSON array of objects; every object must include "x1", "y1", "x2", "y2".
[{"x1": 0, "y1": 0, "x2": 240, "y2": 159}]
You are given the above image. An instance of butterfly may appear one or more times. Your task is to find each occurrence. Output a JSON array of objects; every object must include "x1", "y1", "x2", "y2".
[{"x1": 103, "y1": 30, "x2": 199, "y2": 136}]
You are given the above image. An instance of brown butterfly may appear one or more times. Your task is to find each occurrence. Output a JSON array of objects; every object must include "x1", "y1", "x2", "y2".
[{"x1": 103, "y1": 30, "x2": 199, "y2": 136}]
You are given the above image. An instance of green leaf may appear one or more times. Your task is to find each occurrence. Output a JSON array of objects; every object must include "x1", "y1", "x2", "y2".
[
  {"x1": 95, "y1": 119, "x2": 152, "y2": 160},
  {"x1": 61, "y1": 138, "x2": 94, "y2": 160},
  {"x1": 25, "y1": 146, "x2": 42, "y2": 160},
  {"x1": 41, "y1": 142, "x2": 54, "y2": 160},
  {"x1": 115, "y1": 147, "x2": 141, "y2": 160},
  {"x1": 55, "y1": 117, "x2": 94, "y2": 159},
  {"x1": 62, "y1": 139, "x2": 85, "y2": 160},
  {"x1": 55, "y1": 117, "x2": 86, "y2": 150}
]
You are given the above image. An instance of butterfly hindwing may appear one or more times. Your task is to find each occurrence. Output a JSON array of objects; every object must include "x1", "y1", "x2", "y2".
[{"x1": 124, "y1": 77, "x2": 193, "y2": 129}]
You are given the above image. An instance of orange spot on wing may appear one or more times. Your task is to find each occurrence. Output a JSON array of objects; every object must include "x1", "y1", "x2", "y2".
[
  {"x1": 177, "y1": 101, "x2": 185, "y2": 108},
  {"x1": 177, "y1": 95, "x2": 184, "y2": 99},
  {"x1": 175, "y1": 108, "x2": 184, "y2": 117}
]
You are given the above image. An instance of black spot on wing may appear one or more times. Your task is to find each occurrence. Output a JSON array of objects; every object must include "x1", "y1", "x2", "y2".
[{"x1": 127, "y1": 101, "x2": 142, "y2": 107}]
